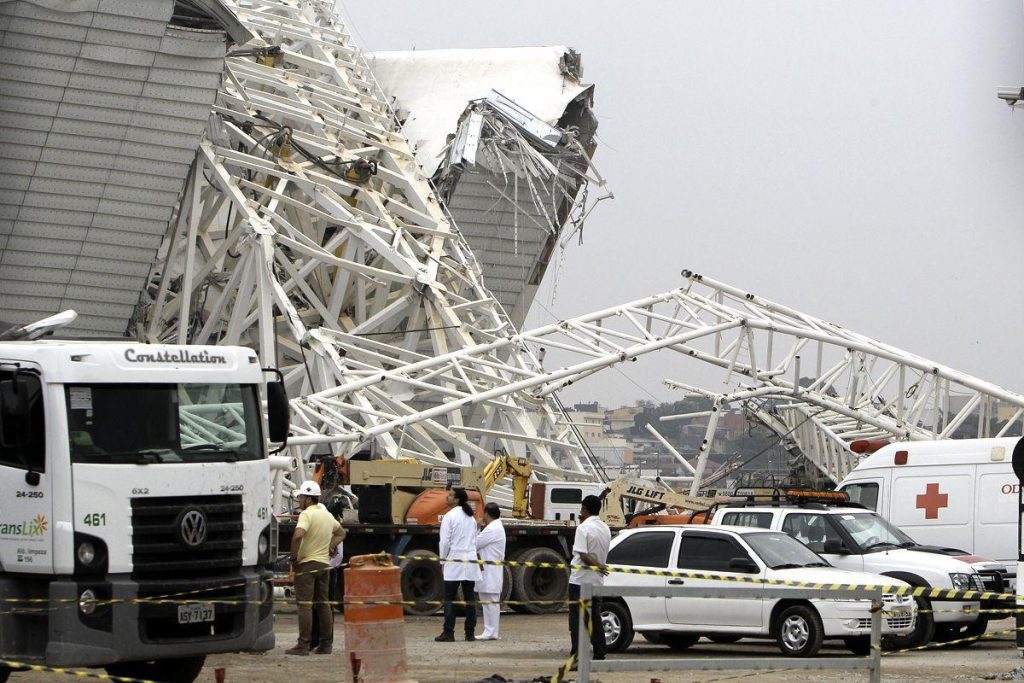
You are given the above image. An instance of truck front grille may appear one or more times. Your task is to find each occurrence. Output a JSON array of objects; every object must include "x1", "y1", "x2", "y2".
[
  {"x1": 977, "y1": 570, "x2": 1005, "y2": 593},
  {"x1": 131, "y1": 495, "x2": 243, "y2": 576}
]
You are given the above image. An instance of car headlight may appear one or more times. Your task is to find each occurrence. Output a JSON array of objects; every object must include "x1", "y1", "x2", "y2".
[
  {"x1": 949, "y1": 573, "x2": 974, "y2": 591},
  {"x1": 77, "y1": 541, "x2": 96, "y2": 566}
]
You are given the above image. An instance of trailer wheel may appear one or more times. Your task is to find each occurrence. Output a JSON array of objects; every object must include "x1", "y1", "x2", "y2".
[
  {"x1": 399, "y1": 549, "x2": 443, "y2": 616},
  {"x1": 500, "y1": 564, "x2": 513, "y2": 605},
  {"x1": 510, "y1": 547, "x2": 568, "y2": 614},
  {"x1": 105, "y1": 656, "x2": 206, "y2": 683},
  {"x1": 508, "y1": 548, "x2": 531, "y2": 613}
]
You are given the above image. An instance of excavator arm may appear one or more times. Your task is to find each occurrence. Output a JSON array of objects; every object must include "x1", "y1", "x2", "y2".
[{"x1": 482, "y1": 450, "x2": 532, "y2": 518}]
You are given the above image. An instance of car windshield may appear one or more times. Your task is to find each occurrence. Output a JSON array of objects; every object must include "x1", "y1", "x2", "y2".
[
  {"x1": 66, "y1": 383, "x2": 263, "y2": 463},
  {"x1": 744, "y1": 531, "x2": 831, "y2": 569},
  {"x1": 833, "y1": 512, "x2": 915, "y2": 551}
]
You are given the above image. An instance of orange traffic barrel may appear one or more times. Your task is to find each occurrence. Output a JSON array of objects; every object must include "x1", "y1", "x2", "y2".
[{"x1": 344, "y1": 553, "x2": 416, "y2": 683}]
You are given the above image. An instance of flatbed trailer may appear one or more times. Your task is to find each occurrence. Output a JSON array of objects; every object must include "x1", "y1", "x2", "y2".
[{"x1": 278, "y1": 517, "x2": 577, "y2": 615}]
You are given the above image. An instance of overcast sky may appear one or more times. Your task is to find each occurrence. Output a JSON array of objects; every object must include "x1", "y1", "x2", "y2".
[{"x1": 337, "y1": 1, "x2": 1024, "y2": 408}]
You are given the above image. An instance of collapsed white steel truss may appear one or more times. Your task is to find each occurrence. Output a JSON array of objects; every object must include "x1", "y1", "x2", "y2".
[
  {"x1": 287, "y1": 269, "x2": 1024, "y2": 488},
  {"x1": 142, "y1": 0, "x2": 600, "y2": 496}
]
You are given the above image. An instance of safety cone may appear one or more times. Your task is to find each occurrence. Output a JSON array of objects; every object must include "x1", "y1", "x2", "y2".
[{"x1": 344, "y1": 554, "x2": 416, "y2": 683}]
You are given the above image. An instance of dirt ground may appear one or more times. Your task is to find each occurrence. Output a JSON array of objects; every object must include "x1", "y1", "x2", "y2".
[{"x1": 13, "y1": 611, "x2": 1024, "y2": 682}]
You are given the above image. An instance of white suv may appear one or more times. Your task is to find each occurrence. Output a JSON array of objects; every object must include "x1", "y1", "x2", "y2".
[
  {"x1": 710, "y1": 504, "x2": 990, "y2": 647},
  {"x1": 602, "y1": 525, "x2": 915, "y2": 657}
]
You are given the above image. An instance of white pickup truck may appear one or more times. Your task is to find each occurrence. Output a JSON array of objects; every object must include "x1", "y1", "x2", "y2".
[{"x1": 709, "y1": 502, "x2": 999, "y2": 647}]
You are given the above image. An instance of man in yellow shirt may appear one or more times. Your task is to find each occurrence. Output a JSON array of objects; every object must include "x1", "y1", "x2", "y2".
[{"x1": 286, "y1": 480, "x2": 345, "y2": 655}]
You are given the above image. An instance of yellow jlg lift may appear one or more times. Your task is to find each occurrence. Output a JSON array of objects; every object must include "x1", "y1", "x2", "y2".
[{"x1": 599, "y1": 476, "x2": 723, "y2": 527}]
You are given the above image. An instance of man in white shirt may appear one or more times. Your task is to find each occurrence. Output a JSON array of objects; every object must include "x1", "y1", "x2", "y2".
[
  {"x1": 568, "y1": 494, "x2": 610, "y2": 663},
  {"x1": 436, "y1": 487, "x2": 482, "y2": 642},
  {"x1": 475, "y1": 503, "x2": 506, "y2": 640}
]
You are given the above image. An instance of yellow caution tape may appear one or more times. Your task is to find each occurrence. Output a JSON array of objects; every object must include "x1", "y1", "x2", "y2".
[{"x1": 0, "y1": 658, "x2": 154, "y2": 682}]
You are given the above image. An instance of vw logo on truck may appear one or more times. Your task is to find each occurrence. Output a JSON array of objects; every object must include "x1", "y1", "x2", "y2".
[{"x1": 178, "y1": 509, "x2": 208, "y2": 548}]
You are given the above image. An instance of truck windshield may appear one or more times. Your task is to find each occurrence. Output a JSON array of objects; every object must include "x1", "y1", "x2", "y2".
[
  {"x1": 744, "y1": 531, "x2": 831, "y2": 569},
  {"x1": 66, "y1": 383, "x2": 263, "y2": 463},
  {"x1": 833, "y1": 512, "x2": 915, "y2": 552}
]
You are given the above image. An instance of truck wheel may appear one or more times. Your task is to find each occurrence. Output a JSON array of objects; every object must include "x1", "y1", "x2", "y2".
[
  {"x1": 935, "y1": 616, "x2": 989, "y2": 646},
  {"x1": 510, "y1": 547, "x2": 569, "y2": 614},
  {"x1": 601, "y1": 601, "x2": 634, "y2": 653},
  {"x1": 399, "y1": 549, "x2": 444, "y2": 616},
  {"x1": 500, "y1": 564, "x2": 513, "y2": 605},
  {"x1": 105, "y1": 656, "x2": 206, "y2": 683},
  {"x1": 508, "y1": 548, "x2": 531, "y2": 613},
  {"x1": 882, "y1": 597, "x2": 934, "y2": 650},
  {"x1": 0, "y1": 667, "x2": 9, "y2": 683},
  {"x1": 774, "y1": 604, "x2": 824, "y2": 657}
]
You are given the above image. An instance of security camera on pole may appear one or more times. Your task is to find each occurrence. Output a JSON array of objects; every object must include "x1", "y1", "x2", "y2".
[{"x1": 1012, "y1": 438, "x2": 1024, "y2": 655}]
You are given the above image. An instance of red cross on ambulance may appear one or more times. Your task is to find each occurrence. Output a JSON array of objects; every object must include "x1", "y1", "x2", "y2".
[{"x1": 915, "y1": 482, "x2": 948, "y2": 520}]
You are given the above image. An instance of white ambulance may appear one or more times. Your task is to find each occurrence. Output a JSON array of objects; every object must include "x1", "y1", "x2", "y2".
[{"x1": 837, "y1": 437, "x2": 1018, "y2": 589}]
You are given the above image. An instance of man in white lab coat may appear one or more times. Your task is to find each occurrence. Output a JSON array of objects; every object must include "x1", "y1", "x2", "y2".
[
  {"x1": 436, "y1": 487, "x2": 482, "y2": 642},
  {"x1": 475, "y1": 503, "x2": 506, "y2": 640}
]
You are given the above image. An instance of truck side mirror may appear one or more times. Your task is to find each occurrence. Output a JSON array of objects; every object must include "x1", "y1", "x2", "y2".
[
  {"x1": 266, "y1": 380, "x2": 289, "y2": 446},
  {"x1": 823, "y1": 539, "x2": 848, "y2": 555},
  {"x1": 729, "y1": 557, "x2": 759, "y2": 573}
]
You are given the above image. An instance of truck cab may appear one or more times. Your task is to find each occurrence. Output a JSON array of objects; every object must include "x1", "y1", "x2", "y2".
[
  {"x1": 0, "y1": 341, "x2": 284, "y2": 682},
  {"x1": 709, "y1": 501, "x2": 994, "y2": 648}
]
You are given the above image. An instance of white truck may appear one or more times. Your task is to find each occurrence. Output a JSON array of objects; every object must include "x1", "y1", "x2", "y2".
[
  {"x1": 709, "y1": 501, "x2": 999, "y2": 648},
  {"x1": 837, "y1": 437, "x2": 1018, "y2": 589},
  {"x1": 0, "y1": 316, "x2": 288, "y2": 682}
]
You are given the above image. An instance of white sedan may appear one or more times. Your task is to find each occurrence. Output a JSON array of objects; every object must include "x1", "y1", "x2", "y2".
[{"x1": 601, "y1": 525, "x2": 916, "y2": 657}]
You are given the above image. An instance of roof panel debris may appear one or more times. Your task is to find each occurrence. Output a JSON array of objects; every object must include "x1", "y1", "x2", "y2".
[{"x1": 368, "y1": 47, "x2": 608, "y2": 327}]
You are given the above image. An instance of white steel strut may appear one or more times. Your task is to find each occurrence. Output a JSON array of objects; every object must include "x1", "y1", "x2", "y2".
[
  {"x1": 141, "y1": 0, "x2": 600, "y2": 495},
  {"x1": 286, "y1": 269, "x2": 1024, "y2": 488}
]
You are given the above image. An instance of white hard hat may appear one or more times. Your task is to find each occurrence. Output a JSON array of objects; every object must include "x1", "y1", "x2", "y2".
[{"x1": 295, "y1": 480, "x2": 321, "y2": 497}]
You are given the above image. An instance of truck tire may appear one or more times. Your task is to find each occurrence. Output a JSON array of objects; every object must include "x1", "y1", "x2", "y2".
[
  {"x1": 500, "y1": 564, "x2": 513, "y2": 605},
  {"x1": 510, "y1": 547, "x2": 569, "y2": 615},
  {"x1": 399, "y1": 549, "x2": 444, "y2": 616},
  {"x1": 935, "y1": 616, "x2": 988, "y2": 646},
  {"x1": 105, "y1": 656, "x2": 206, "y2": 683},
  {"x1": 882, "y1": 596, "x2": 934, "y2": 650},
  {"x1": 508, "y1": 547, "x2": 532, "y2": 614}
]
